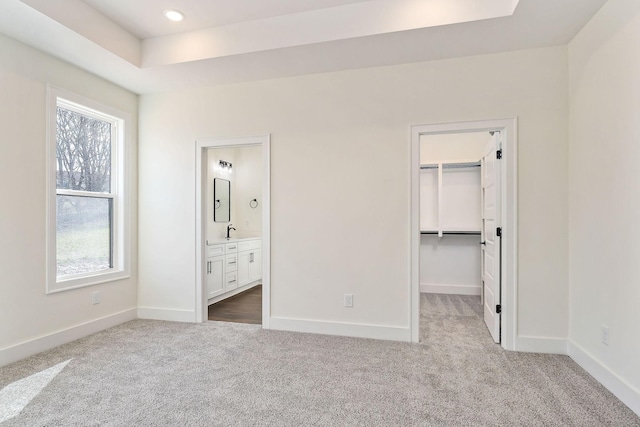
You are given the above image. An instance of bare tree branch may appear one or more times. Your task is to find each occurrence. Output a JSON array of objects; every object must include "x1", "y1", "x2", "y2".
[{"x1": 56, "y1": 107, "x2": 111, "y2": 192}]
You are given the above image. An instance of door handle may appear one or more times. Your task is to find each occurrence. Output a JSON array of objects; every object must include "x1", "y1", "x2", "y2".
[
  {"x1": 250, "y1": 253, "x2": 254, "y2": 263},
  {"x1": 480, "y1": 241, "x2": 486, "y2": 246},
  {"x1": 207, "y1": 261, "x2": 211, "y2": 274}
]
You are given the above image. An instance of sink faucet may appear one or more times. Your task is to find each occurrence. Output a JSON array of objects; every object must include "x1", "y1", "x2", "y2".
[{"x1": 226, "y1": 224, "x2": 236, "y2": 240}]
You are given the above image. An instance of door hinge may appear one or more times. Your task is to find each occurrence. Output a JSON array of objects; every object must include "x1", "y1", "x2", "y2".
[
  {"x1": 496, "y1": 227, "x2": 502, "y2": 237},
  {"x1": 496, "y1": 304, "x2": 502, "y2": 314},
  {"x1": 496, "y1": 149, "x2": 502, "y2": 159}
]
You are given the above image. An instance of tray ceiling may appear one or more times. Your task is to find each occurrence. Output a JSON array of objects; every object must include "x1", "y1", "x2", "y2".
[{"x1": 0, "y1": 0, "x2": 607, "y2": 93}]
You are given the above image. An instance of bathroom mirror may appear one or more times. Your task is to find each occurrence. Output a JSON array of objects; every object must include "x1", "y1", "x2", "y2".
[{"x1": 214, "y1": 178, "x2": 230, "y2": 222}]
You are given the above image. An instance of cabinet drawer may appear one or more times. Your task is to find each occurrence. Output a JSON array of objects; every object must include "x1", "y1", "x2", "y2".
[
  {"x1": 225, "y1": 242, "x2": 238, "y2": 253},
  {"x1": 238, "y1": 239, "x2": 261, "y2": 252},
  {"x1": 225, "y1": 272, "x2": 238, "y2": 291},
  {"x1": 207, "y1": 244, "x2": 225, "y2": 257},
  {"x1": 226, "y1": 254, "x2": 238, "y2": 272}
]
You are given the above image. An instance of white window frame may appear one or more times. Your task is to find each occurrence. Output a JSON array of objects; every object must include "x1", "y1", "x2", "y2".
[{"x1": 46, "y1": 86, "x2": 130, "y2": 293}]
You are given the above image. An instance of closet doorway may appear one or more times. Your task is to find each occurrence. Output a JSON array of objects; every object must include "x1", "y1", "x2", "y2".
[{"x1": 410, "y1": 120, "x2": 517, "y2": 350}]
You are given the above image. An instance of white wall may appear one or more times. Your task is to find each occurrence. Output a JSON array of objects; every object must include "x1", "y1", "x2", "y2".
[
  {"x1": 206, "y1": 146, "x2": 262, "y2": 242},
  {"x1": 568, "y1": 0, "x2": 640, "y2": 413},
  {"x1": 420, "y1": 235, "x2": 481, "y2": 294},
  {"x1": 0, "y1": 33, "x2": 138, "y2": 365},
  {"x1": 234, "y1": 146, "x2": 263, "y2": 238},
  {"x1": 138, "y1": 46, "x2": 569, "y2": 342},
  {"x1": 420, "y1": 132, "x2": 489, "y2": 163}
]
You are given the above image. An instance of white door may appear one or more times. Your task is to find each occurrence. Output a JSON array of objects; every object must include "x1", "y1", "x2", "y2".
[{"x1": 481, "y1": 132, "x2": 502, "y2": 343}]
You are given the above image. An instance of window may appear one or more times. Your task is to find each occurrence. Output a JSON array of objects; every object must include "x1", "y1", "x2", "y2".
[{"x1": 47, "y1": 87, "x2": 129, "y2": 292}]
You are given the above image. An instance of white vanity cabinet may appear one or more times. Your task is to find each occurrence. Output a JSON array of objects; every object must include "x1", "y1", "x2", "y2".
[
  {"x1": 224, "y1": 242, "x2": 239, "y2": 291},
  {"x1": 237, "y1": 239, "x2": 262, "y2": 287},
  {"x1": 206, "y1": 244, "x2": 225, "y2": 299},
  {"x1": 248, "y1": 250, "x2": 261, "y2": 283},
  {"x1": 206, "y1": 238, "x2": 262, "y2": 304}
]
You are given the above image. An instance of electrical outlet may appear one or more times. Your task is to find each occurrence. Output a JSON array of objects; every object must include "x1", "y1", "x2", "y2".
[
  {"x1": 601, "y1": 325, "x2": 609, "y2": 346},
  {"x1": 344, "y1": 294, "x2": 353, "y2": 308},
  {"x1": 92, "y1": 291, "x2": 101, "y2": 305}
]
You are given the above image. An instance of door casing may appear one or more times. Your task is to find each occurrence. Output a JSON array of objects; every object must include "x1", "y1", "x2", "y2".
[{"x1": 410, "y1": 119, "x2": 517, "y2": 349}]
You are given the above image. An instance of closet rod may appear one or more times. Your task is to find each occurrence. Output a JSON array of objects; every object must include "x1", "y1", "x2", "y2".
[
  {"x1": 420, "y1": 231, "x2": 481, "y2": 236},
  {"x1": 420, "y1": 163, "x2": 481, "y2": 170}
]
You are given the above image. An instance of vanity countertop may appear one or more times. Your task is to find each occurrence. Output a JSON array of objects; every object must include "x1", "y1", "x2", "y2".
[{"x1": 207, "y1": 236, "x2": 262, "y2": 245}]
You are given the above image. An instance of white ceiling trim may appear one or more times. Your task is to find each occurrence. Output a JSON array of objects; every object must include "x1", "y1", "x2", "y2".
[
  {"x1": 83, "y1": 0, "x2": 376, "y2": 40},
  {"x1": 142, "y1": 0, "x2": 519, "y2": 67},
  {"x1": 0, "y1": 1, "x2": 143, "y2": 86},
  {"x1": 21, "y1": 0, "x2": 140, "y2": 66}
]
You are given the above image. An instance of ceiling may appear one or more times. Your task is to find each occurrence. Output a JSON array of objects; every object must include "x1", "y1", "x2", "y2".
[
  {"x1": 83, "y1": 0, "x2": 374, "y2": 39},
  {"x1": 0, "y1": 0, "x2": 607, "y2": 94}
]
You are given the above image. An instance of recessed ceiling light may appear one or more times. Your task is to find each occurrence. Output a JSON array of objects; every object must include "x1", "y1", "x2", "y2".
[{"x1": 164, "y1": 9, "x2": 184, "y2": 22}]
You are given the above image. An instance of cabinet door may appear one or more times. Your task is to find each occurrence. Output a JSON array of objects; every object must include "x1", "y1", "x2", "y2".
[
  {"x1": 248, "y1": 249, "x2": 262, "y2": 283},
  {"x1": 237, "y1": 251, "x2": 251, "y2": 286},
  {"x1": 207, "y1": 256, "x2": 224, "y2": 299}
]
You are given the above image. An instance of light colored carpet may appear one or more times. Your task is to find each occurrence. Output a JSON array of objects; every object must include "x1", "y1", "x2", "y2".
[{"x1": 0, "y1": 294, "x2": 637, "y2": 426}]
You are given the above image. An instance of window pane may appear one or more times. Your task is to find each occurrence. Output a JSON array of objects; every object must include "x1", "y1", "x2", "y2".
[
  {"x1": 56, "y1": 195, "x2": 112, "y2": 278},
  {"x1": 56, "y1": 107, "x2": 112, "y2": 193}
]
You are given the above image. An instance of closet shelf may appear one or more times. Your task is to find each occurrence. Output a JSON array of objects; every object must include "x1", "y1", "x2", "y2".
[
  {"x1": 421, "y1": 229, "x2": 481, "y2": 236},
  {"x1": 420, "y1": 161, "x2": 481, "y2": 170}
]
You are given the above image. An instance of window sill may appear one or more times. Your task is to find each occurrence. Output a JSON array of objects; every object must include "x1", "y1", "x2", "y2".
[{"x1": 46, "y1": 270, "x2": 130, "y2": 294}]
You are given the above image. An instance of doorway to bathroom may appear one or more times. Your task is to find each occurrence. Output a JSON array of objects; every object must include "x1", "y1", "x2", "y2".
[
  {"x1": 410, "y1": 119, "x2": 517, "y2": 350},
  {"x1": 195, "y1": 135, "x2": 271, "y2": 327}
]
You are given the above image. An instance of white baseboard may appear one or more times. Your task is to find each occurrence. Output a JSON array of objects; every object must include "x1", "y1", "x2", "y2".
[
  {"x1": 420, "y1": 283, "x2": 481, "y2": 296},
  {"x1": 137, "y1": 307, "x2": 195, "y2": 323},
  {"x1": 0, "y1": 308, "x2": 137, "y2": 368},
  {"x1": 514, "y1": 335, "x2": 568, "y2": 354},
  {"x1": 568, "y1": 341, "x2": 640, "y2": 416},
  {"x1": 269, "y1": 317, "x2": 411, "y2": 342}
]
